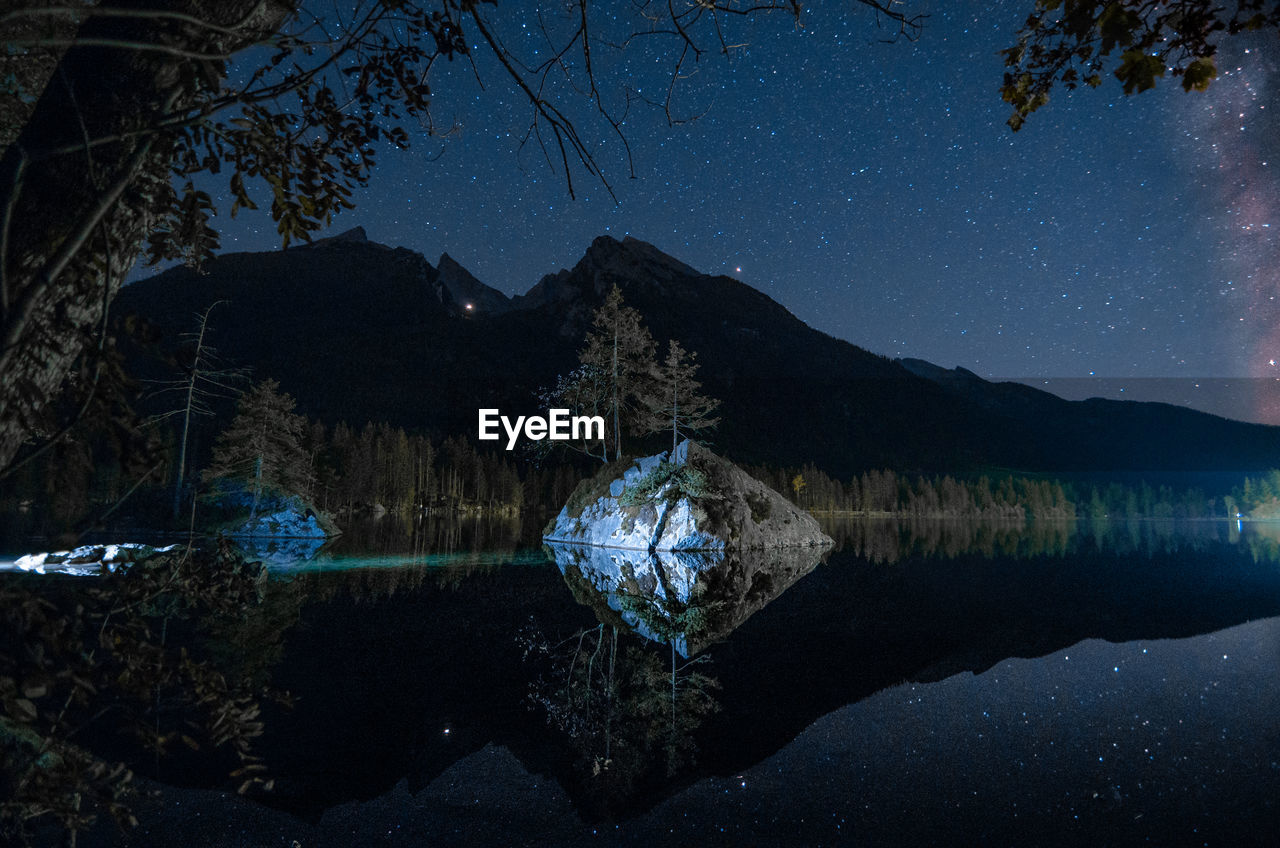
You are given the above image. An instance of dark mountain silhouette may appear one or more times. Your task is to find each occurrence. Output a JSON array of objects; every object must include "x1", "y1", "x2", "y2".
[
  {"x1": 117, "y1": 233, "x2": 1280, "y2": 476},
  {"x1": 437, "y1": 252, "x2": 511, "y2": 315}
]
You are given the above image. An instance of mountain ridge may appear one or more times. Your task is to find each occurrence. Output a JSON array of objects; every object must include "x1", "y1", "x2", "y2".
[{"x1": 116, "y1": 232, "x2": 1280, "y2": 477}]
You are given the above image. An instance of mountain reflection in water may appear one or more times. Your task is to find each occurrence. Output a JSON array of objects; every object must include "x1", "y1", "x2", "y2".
[{"x1": 50, "y1": 515, "x2": 1280, "y2": 846}]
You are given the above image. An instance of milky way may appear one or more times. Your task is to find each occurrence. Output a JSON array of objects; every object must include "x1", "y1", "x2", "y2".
[{"x1": 1210, "y1": 45, "x2": 1280, "y2": 421}]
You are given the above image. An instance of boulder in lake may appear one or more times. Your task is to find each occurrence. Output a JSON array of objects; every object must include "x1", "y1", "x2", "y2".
[
  {"x1": 201, "y1": 480, "x2": 340, "y2": 539},
  {"x1": 543, "y1": 440, "x2": 832, "y2": 551}
]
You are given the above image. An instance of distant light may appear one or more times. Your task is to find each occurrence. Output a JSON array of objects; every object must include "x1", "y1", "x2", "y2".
[
  {"x1": 465, "y1": 303, "x2": 473, "y2": 311},
  {"x1": 443, "y1": 727, "x2": 451, "y2": 735},
  {"x1": 735, "y1": 266, "x2": 742, "y2": 274}
]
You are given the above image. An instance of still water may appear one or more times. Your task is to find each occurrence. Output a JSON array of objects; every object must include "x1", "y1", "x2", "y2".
[{"x1": 102, "y1": 517, "x2": 1280, "y2": 844}]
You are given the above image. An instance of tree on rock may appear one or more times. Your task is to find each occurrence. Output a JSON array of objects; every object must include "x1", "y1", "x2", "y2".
[
  {"x1": 204, "y1": 378, "x2": 311, "y2": 518},
  {"x1": 534, "y1": 363, "x2": 611, "y2": 463},
  {"x1": 580, "y1": 285, "x2": 656, "y2": 462},
  {"x1": 641, "y1": 340, "x2": 720, "y2": 460}
]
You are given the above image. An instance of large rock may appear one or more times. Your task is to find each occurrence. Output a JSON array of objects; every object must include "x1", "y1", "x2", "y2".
[
  {"x1": 201, "y1": 481, "x2": 341, "y2": 540},
  {"x1": 543, "y1": 441, "x2": 832, "y2": 551}
]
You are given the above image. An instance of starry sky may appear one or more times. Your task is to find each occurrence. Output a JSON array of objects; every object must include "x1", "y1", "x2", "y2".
[{"x1": 196, "y1": 1, "x2": 1280, "y2": 424}]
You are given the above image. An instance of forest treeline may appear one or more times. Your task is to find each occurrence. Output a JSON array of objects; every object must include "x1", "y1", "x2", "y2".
[
  {"x1": 276, "y1": 435, "x2": 1242, "y2": 524},
  {"x1": 1234, "y1": 469, "x2": 1280, "y2": 518},
  {"x1": 2, "y1": 403, "x2": 1262, "y2": 541},
  {"x1": 0, "y1": 415, "x2": 584, "y2": 538},
  {"x1": 745, "y1": 464, "x2": 1237, "y2": 522},
  {"x1": 307, "y1": 423, "x2": 583, "y2": 517}
]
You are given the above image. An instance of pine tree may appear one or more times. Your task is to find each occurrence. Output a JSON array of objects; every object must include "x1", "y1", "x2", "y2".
[
  {"x1": 640, "y1": 340, "x2": 720, "y2": 461},
  {"x1": 204, "y1": 379, "x2": 311, "y2": 518},
  {"x1": 580, "y1": 285, "x2": 656, "y2": 461}
]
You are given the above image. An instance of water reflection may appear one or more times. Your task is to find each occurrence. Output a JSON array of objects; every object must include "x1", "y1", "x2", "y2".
[
  {"x1": 113, "y1": 520, "x2": 1280, "y2": 840},
  {"x1": 531, "y1": 542, "x2": 831, "y2": 816},
  {"x1": 234, "y1": 535, "x2": 327, "y2": 565},
  {"x1": 213, "y1": 513, "x2": 1280, "y2": 579},
  {"x1": 822, "y1": 514, "x2": 1280, "y2": 563},
  {"x1": 228, "y1": 514, "x2": 538, "y2": 573},
  {"x1": 520, "y1": 620, "x2": 721, "y2": 820},
  {"x1": 333, "y1": 512, "x2": 531, "y2": 555},
  {"x1": 547, "y1": 542, "x2": 826, "y2": 657}
]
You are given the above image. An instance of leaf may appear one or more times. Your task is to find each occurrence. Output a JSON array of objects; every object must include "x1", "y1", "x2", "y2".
[
  {"x1": 1115, "y1": 50, "x2": 1165, "y2": 94},
  {"x1": 1182, "y1": 56, "x2": 1217, "y2": 91},
  {"x1": 1098, "y1": 3, "x2": 1141, "y2": 53}
]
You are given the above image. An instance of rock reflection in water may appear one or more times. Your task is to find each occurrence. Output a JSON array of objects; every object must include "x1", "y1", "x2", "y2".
[
  {"x1": 232, "y1": 534, "x2": 328, "y2": 565},
  {"x1": 546, "y1": 542, "x2": 826, "y2": 657}
]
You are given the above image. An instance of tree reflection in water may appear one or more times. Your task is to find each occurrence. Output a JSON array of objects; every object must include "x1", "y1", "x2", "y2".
[
  {"x1": 822, "y1": 514, "x2": 1276, "y2": 563},
  {"x1": 520, "y1": 543, "x2": 827, "y2": 817}
]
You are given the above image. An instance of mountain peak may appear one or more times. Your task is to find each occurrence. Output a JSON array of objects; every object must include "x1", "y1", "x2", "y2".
[
  {"x1": 579, "y1": 234, "x2": 701, "y2": 283},
  {"x1": 331, "y1": 226, "x2": 368, "y2": 242},
  {"x1": 437, "y1": 252, "x2": 511, "y2": 314},
  {"x1": 295, "y1": 225, "x2": 377, "y2": 250}
]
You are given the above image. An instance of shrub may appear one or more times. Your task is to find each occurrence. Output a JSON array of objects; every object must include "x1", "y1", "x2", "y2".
[{"x1": 619, "y1": 462, "x2": 709, "y2": 506}]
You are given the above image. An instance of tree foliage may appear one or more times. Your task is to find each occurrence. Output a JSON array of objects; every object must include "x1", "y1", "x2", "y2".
[
  {"x1": 0, "y1": 544, "x2": 273, "y2": 843},
  {"x1": 1002, "y1": 0, "x2": 1280, "y2": 130},
  {"x1": 578, "y1": 284, "x2": 657, "y2": 462},
  {"x1": 204, "y1": 378, "x2": 310, "y2": 501},
  {"x1": 533, "y1": 363, "x2": 611, "y2": 463},
  {"x1": 638, "y1": 339, "x2": 720, "y2": 458}
]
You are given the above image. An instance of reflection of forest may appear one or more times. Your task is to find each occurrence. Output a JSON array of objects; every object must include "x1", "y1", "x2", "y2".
[
  {"x1": 333, "y1": 512, "x2": 529, "y2": 555},
  {"x1": 747, "y1": 465, "x2": 1263, "y2": 524},
  {"x1": 819, "y1": 515, "x2": 1271, "y2": 563},
  {"x1": 1241, "y1": 521, "x2": 1280, "y2": 563}
]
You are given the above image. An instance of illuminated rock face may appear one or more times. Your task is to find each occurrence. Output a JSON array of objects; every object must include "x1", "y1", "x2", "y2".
[
  {"x1": 543, "y1": 440, "x2": 832, "y2": 552},
  {"x1": 11, "y1": 543, "x2": 182, "y2": 576}
]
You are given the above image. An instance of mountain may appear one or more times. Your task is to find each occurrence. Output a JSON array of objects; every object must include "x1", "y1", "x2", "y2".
[
  {"x1": 437, "y1": 252, "x2": 511, "y2": 315},
  {"x1": 116, "y1": 233, "x2": 1280, "y2": 476}
]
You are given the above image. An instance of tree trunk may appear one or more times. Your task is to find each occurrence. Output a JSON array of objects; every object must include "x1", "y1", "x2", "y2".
[
  {"x1": 671, "y1": 378, "x2": 678, "y2": 460},
  {"x1": 249, "y1": 452, "x2": 262, "y2": 522},
  {"x1": 172, "y1": 298, "x2": 217, "y2": 519},
  {"x1": 611, "y1": 323, "x2": 620, "y2": 462},
  {"x1": 0, "y1": 0, "x2": 293, "y2": 471}
]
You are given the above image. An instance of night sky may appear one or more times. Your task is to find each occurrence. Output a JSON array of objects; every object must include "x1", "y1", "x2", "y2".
[{"x1": 188, "y1": 1, "x2": 1280, "y2": 424}]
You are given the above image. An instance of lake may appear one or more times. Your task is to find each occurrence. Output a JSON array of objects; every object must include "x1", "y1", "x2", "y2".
[{"x1": 15, "y1": 515, "x2": 1280, "y2": 846}]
